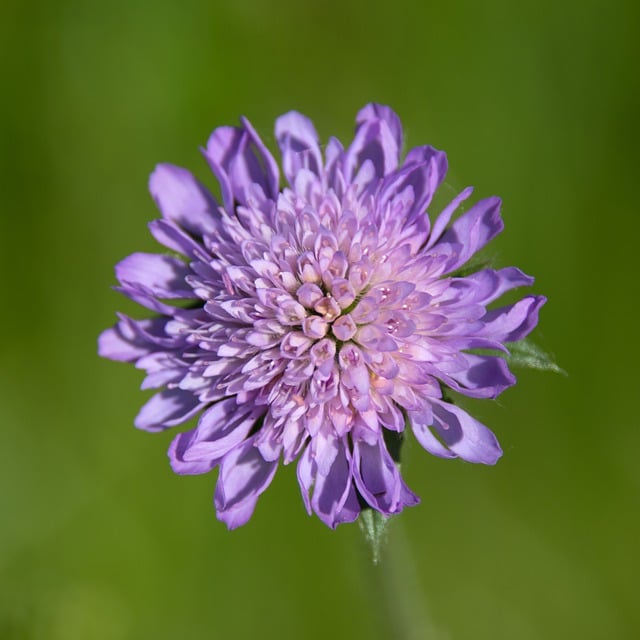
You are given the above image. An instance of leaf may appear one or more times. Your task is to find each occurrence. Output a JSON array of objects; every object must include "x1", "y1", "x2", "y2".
[
  {"x1": 505, "y1": 338, "x2": 566, "y2": 375},
  {"x1": 358, "y1": 508, "x2": 393, "y2": 565}
]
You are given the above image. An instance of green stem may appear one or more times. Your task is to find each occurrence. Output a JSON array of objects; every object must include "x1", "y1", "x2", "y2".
[{"x1": 360, "y1": 518, "x2": 440, "y2": 640}]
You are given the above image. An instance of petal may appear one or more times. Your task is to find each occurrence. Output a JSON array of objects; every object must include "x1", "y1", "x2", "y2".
[
  {"x1": 451, "y1": 267, "x2": 534, "y2": 306},
  {"x1": 437, "y1": 196, "x2": 504, "y2": 272},
  {"x1": 310, "y1": 438, "x2": 360, "y2": 528},
  {"x1": 118, "y1": 314, "x2": 182, "y2": 349},
  {"x1": 409, "y1": 407, "x2": 457, "y2": 459},
  {"x1": 275, "y1": 111, "x2": 323, "y2": 185},
  {"x1": 431, "y1": 400, "x2": 502, "y2": 464},
  {"x1": 149, "y1": 163, "x2": 219, "y2": 236},
  {"x1": 97, "y1": 314, "x2": 173, "y2": 362},
  {"x1": 214, "y1": 437, "x2": 278, "y2": 529},
  {"x1": 324, "y1": 136, "x2": 345, "y2": 189},
  {"x1": 168, "y1": 429, "x2": 217, "y2": 475},
  {"x1": 114, "y1": 283, "x2": 176, "y2": 315},
  {"x1": 344, "y1": 117, "x2": 400, "y2": 188},
  {"x1": 479, "y1": 295, "x2": 546, "y2": 343},
  {"x1": 204, "y1": 119, "x2": 279, "y2": 211},
  {"x1": 296, "y1": 445, "x2": 314, "y2": 515},
  {"x1": 426, "y1": 186, "x2": 474, "y2": 250},
  {"x1": 240, "y1": 116, "x2": 280, "y2": 199},
  {"x1": 204, "y1": 126, "x2": 242, "y2": 212},
  {"x1": 356, "y1": 103, "x2": 403, "y2": 152},
  {"x1": 400, "y1": 145, "x2": 448, "y2": 219},
  {"x1": 134, "y1": 389, "x2": 203, "y2": 432},
  {"x1": 148, "y1": 219, "x2": 208, "y2": 260},
  {"x1": 181, "y1": 398, "x2": 261, "y2": 462},
  {"x1": 352, "y1": 437, "x2": 419, "y2": 515},
  {"x1": 444, "y1": 354, "x2": 516, "y2": 399},
  {"x1": 98, "y1": 326, "x2": 146, "y2": 362},
  {"x1": 115, "y1": 252, "x2": 195, "y2": 298}
]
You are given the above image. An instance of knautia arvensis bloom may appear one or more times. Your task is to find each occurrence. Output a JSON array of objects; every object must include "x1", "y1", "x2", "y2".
[{"x1": 99, "y1": 104, "x2": 545, "y2": 529}]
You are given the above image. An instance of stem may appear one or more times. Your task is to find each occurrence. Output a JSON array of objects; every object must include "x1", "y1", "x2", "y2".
[{"x1": 360, "y1": 518, "x2": 440, "y2": 640}]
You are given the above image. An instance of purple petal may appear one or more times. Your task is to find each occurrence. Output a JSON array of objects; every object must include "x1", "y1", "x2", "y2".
[
  {"x1": 444, "y1": 354, "x2": 516, "y2": 399},
  {"x1": 182, "y1": 398, "x2": 261, "y2": 462},
  {"x1": 431, "y1": 400, "x2": 502, "y2": 464},
  {"x1": 134, "y1": 389, "x2": 203, "y2": 432},
  {"x1": 426, "y1": 186, "x2": 474, "y2": 250},
  {"x1": 98, "y1": 313, "x2": 184, "y2": 362},
  {"x1": 115, "y1": 252, "x2": 195, "y2": 298},
  {"x1": 118, "y1": 313, "x2": 183, "y2": 349},
  {"x1": 149, "y1": 163, "x2": 219, "y2": 236},
  {"x1": 480, "y1": 295, "x2": 546, "y2": 343},
  {"x1": 296, "y1": 445, "x2": 314, "y2": 515},
  {"x1": 204, "y1": 126, "x2": 242, "y2": 212},
  {"x1": 310, "y1": 437, "x2": 360, "y2": 528},
  {"x1": 114, "y1": 283, "x2": 176, "y2": 315},
  {"x1": 168, "y1": 429, "x2": 217, "y2": 475},
  {"x1": 204, "y1": 119, "x2": 279, "y2": 211},
  {"x1": 140, "y1": 360, "x2": 184, "y2": 390},
  {"x1": 352, "y1": 437, "x2": 419, "y2": 515},
  {"x1": 148, "y1": 219, "x2": 208, "y2": 260},
  {"x1": 324, "y1": 136, "x2": 345, "y2": 189},
  {"x1": 214, "y1": 437, "x2": 278, "y2": 529},
  {"x1": 98, "y1": 326, "x2": 146, "y2": 362},
  {"x1": 437, "y1": 196, "x2": 504, "y2": 272},
  {"x1": 356, "y1": 104, "x2": 403, "y2": 153},
  {"x1": 400, "y1": 145, "x2": 448, "y2": 218},
  {"x1": 275, "y1": 111, "x2": 323, "y2": 185},
  {"x1": 344, "y1": 117, "x2": 400, "y2": 188},
  {"x1": 452, "y1": 267, "x2": 534, "y2": 306},
  {"x1": 241, "y1": 117, "x2": 280, "y2": 199},
  {"x1": 409, "y1": 407, "x2": 457, "y2": 459}
]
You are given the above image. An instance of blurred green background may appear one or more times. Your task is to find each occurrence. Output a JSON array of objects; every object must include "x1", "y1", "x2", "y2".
[{"x1": 2, "y1": 0, "x2": 639, "y2": 638}]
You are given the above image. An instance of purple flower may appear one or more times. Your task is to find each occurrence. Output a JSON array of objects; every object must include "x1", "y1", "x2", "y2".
[{"x1": 99, "y1": 104, "x2": 545, "y2": 529}]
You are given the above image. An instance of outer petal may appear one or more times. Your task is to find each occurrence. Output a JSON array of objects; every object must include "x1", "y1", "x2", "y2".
[
  {"x1": 356, "y1": 104, "x2": 403, "y2": 154},
  {"x1": 148, "y1": 219, "x2": 209, "y2": 260},
  {"x1": 324, "y1": 136, "x2": 345, "y2": 191},
  {"x1": 426, "y1": 186, "x2": 474, "y2": 250},
  {"x1": 344, "y1": 117, "x2": 400, "y2": 188},
  {"x1": 296, "y1": 445, "x2": 314, "y2": 515},
  {"x1": 204, "y1": 119, "x2": 279, "y2": 211},
  {"x1": 409, "y1": 407, "x2": 457, "y2": 459},
  {"x1": 134, "y1": 389, "x2": 203, "y2": 432},
  {"x1": 214, "y1": 436, "x2": 278, "y2": 529},
  {"x1": 479, "y1": 295, "x2": 546, "y2": 343},
  {"x1": 450, "y1": 267, "x2": 534, "y2": 306},
  {"x1": 437, "y1": 196, "x2": 504, "y2": 272},
  {"x1": 275, "y1": 111, "x2": 323, "y2": 185},
  {"x1": 182, "y1": 398, "x2": 261, "y2": 462},
  {"x1": 114, "y1": 283, "x2": 177, "y2": 315},
  {"x1": 352, "y1": 437, "x2": 419, "y2": 515},
  {"x1": 115, "y1": 252, "x2": 195, "y2": 298},
  {"x1": 401, "y1": 145, "x2": 448, "y2": 219},
  {"x1": 310, "y1": 437, "x2": 360, "y2": 528},
  {"x1": 98, "y1": 325, "x2": 147, "y2": 362},
  {"x1": 98, "y1": 315, "x2": 175, "y2": 362},
  {"x1": 149, "y1": 164, "x2": 219, "y2": 236},
  {"x1": 168, "y1": 429, "x2": 217, "y2": 475},
  {"x1": 442, "y1": 354, "x2": 516, "y2": 399},
  {"x1": 430, "y1": 400, "x2": 502, "y2": 464},
  {"x1": 240, "y1": 116, "x2": 280, "y2": 199}
]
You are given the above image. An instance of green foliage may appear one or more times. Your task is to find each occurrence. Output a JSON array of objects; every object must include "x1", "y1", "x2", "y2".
[
  {"x1": 506, "y1": 338, "x2": 566, "y2": 375},
  {"x1": 358, "y1": 508, "x2": 393, "y2": 565}
]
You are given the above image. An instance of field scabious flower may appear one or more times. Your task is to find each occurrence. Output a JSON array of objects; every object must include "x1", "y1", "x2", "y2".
[{"x1": 99, "y1": 104, "x2": 545, "y2": 529}]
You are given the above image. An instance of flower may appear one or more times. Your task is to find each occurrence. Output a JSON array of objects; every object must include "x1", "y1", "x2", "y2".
[{"x1": 99, "y1": 104, "x2": 545, "y2": 529}]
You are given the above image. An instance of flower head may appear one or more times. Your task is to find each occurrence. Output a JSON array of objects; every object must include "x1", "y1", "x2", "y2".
[{"x1": 99, "y1": 104, "x2": 545, "y2": 529}]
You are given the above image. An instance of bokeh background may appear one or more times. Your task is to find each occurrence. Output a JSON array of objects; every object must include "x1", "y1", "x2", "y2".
[{"x1": 2, "y1": 0, "x2": 639, "y2": 638}]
